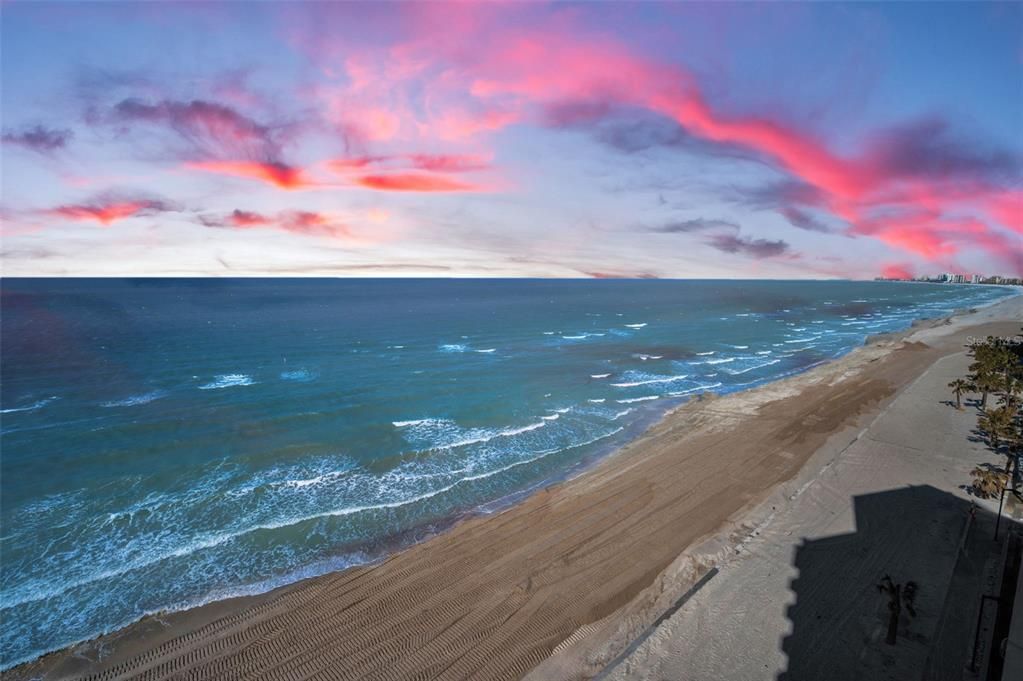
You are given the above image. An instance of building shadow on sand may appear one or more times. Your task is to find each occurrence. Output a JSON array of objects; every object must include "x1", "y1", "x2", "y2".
[{"x1": 778, "y1": 485, "x2": 1020, "y2": 681}]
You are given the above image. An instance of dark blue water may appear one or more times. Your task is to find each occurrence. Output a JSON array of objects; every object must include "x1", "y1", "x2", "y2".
[{"x1": 0, "y1": 278, "x2": 1014, "y2": 668}]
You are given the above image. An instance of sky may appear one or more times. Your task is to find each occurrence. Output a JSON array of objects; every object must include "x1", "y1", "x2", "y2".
[{"x1": 1, "y1": 1, "x2": 1021, "y2": 279}]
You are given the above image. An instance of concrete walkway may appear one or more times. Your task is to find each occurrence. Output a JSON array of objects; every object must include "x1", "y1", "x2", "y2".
[{"x1": 608, "y1": 350, "x2": 1009, "y2": 681}]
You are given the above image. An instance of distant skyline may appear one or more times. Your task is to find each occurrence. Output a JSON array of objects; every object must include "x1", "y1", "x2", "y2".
[{"x1": 1, "y1": 1, "x2": 1021, "y2": 278}]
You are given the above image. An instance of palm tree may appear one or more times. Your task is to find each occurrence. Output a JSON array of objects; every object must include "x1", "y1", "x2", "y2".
[
  {"x1": 970, "y1": 466, "x2": 1008, "y2": 499},
  {"x1": 968, "y1": 339, "x2": 1017, "y2": 409},
  {"x1": 979, "y1": 405, "x2": 1018, "y2": 472},
  {"x1": 972, "y1": 374, "x2": 996, "y2": 409},
  {"x1": 969, "y1": 335, "x2": 1023, "y2": 485},
  {"x1": 948, "y1": 378, "x2": 970, "y2": 410},
  {"x1": 998, "y1": 378, "x2": 1022, "y2": 411}
]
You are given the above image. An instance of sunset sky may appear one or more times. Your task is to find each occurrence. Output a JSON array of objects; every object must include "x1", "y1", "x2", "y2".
[{"x1": 2, "y1": 1, "x2": 1021, "y2": 278}]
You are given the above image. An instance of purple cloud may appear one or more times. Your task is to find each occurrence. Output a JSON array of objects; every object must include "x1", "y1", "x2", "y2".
[
  {"x1": 2, "y1": 125, "x2": 73, "y2": 153},
  {"x1": 111, "y1": 98, "x2": 282, "y2": 160},
  {"x1": 707, "y1": 234, "x2": 790, "y2": 258},
  {"x1": 864, "y1": 118, "x2": 1021, "y2": 183},
  {"x1": 545, "y1": 104, "x2": 760, "y2": 161},
  {"x1": 780, "y1": 206, "x2": 832, "y2": 233},
  {"x1": 649, "y1": 218, "x2": 740, "y2": 233},
  {"x1": 740, "y1": 180, "x2": 827, "y2": 210},
  {"x1": 646, "y1": 216, "x2": 790, "y2": 259}
]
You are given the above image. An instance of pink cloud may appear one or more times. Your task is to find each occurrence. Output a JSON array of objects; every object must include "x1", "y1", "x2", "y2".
[
  {"x1": 227, "y1": 209, "x2": 271, "y2": 227},
  {"x1": 207, "y1": 209, "x2": 351, "y2": 238},
  {"x1": 982, "y1": 189, "x2": 1023, "y2": 234},
  {"x1": 328, "y1": 153, "x2": 490, "y2": 174},
  {"x1": 46, "y1": 197, "x2": 172, "y2": 225},
  {"x1": 185, "y1": 160, "x2": 317, "y2": 189},
  {"x1": 279, "y1": 210, "x2": 352, "y2": 237},
  {"x1": 406, "y1": 153, "x2": 490, "y2": 173},
  {"x1": 294, "y1": 4, "x2": 1020, "y2": 272},
  {"x1": 880, "y1": 263, "x2": 914, "y2": 279},
  {"x1": 354, "y1": 173, "x2": 480, "y2": 192}
]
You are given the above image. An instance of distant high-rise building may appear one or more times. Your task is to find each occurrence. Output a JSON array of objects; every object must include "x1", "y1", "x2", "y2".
[{"x1": 972, "y1": 274, "x2": 982, "y2": 284}]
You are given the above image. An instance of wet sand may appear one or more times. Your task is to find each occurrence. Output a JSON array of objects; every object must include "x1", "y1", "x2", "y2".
[{"x1": 10, "y1": 292, "x2": 1022, "y2": 681}]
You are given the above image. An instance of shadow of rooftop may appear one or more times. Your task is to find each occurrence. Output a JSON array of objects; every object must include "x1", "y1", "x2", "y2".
[{"x1": 778, "y1": 484, "x2": 1018, "y2": 681}]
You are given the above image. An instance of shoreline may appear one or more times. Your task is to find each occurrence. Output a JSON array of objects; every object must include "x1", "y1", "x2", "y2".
[{"x1": 8, "y1": 291, "x2": 1022, "y2": 680}]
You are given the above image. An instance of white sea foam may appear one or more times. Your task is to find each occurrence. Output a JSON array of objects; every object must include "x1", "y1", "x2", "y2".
[
  {"x1": 279, "y1": 472, "x2": 350, "y2": 490},
  {"x1": 704, "y1": 357, "x2": 736, "y2": 365},
  {"x1": 543, "y1": 331, "x2": 555, "y2": 335},
  {"x1": 723, "y1": 359, "x2": 780, "y2": 375},
  {"x1": 1, "y1": 397, "x2": 58, "y2": 414},
  {"x1": 784, "y1": 336, "x2": 820, "y2": 343},
  {"x1": 501, "y1": 422, "x2": 546, "y2": 437},
  {"x1": 394, "y1": 416, "x2": 548, "y2": 451},
  {"x1": 624, "y1": 323, "x2": 647, "y2": 329},
  {"x1": 392, "y1": 418, "x2": 440, "y2": 427},
  {"x1": 611, "y1": 374, "x2": 688, "y2": 387},
  {"x1": 588, "y1": 398, "x2": 606, "y2": 403},
  {"x1": 542, "y1": 414, "x2": 560, "y2": 421},
  {"x1": 562, "y1": 334, "x2": 588, "y2": 340},
  {"x1": 281, "y1": 369, "x2": 315, "y2": 382},
  {"x1": 198, "y1": 374, "x2": 254, "y2": 390},
  {"x1": 668, "y1": 382, "x2": 722, "y2": 396},
  {"x1": 591, "y1": 373, "x2": 611, "y2": 379},
  {"x1": 616, "y1": 395, "x2": 659, "y2": 403},
  {"x1": 756, "y1": 350, "x2": 773, "y2": 355},
  {"x1": 100, "y1": 390, "x2": 167, "y2": 408},
  {"x1": 439, "y1": 343, "x2": 469, "y2": 352},
  {"x1": 728, "y1": 344, "x2": 749, "y2": 349},
  {"x1": 695, "y1": 351, "x2": 715, "y2": 356},
  {"x1": 476, "y1": 348, "x2": 496, "y2": 353},
  {"x1": 612, "y1": 408, "x2": 634, "y2": 420}
]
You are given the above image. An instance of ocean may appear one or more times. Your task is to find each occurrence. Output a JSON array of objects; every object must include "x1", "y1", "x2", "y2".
[{"x1": 0, "y1": 278, "x2": 1014, "y2": 668}]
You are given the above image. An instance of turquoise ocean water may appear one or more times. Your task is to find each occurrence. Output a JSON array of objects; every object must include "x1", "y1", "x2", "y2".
[{"x1": 0, "y1": 278, "x2": 1015, "y2": 667}]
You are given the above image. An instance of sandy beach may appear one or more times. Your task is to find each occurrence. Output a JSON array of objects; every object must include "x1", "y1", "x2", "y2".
[{"x1": 10, "y1": 291, "x2": 1022, "y2": 681}]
